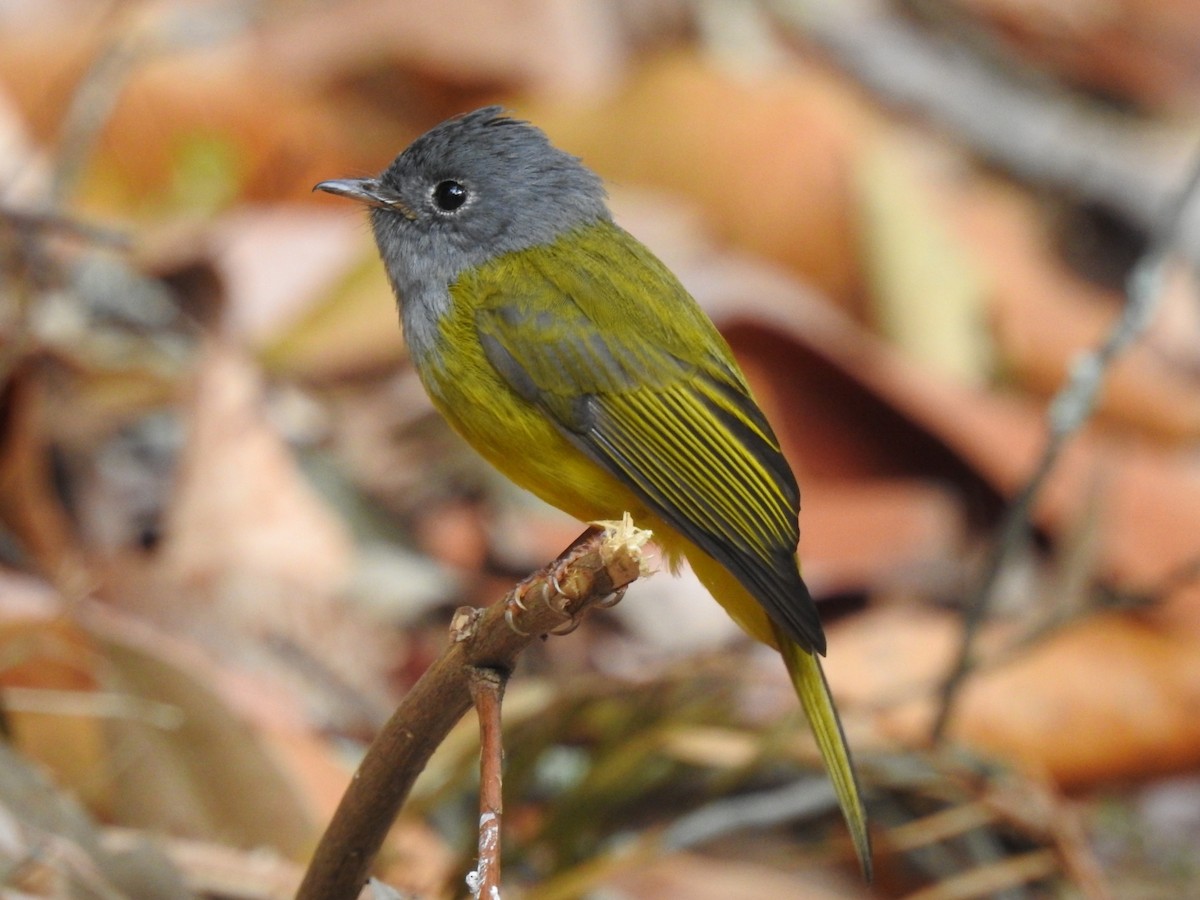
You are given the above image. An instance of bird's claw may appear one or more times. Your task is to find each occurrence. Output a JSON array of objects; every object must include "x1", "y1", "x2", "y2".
[
  {"x1": 503, "y1": 598, "x2": 530, "y2": 636},
  {"x1": 503, "y1": 575, "x2": 540, "y2": 636},
  {"x1": 548, "y1": 615, "x2": 583, "y2": 636},
  {"x1": 504, "y1": 563, "x2": 619, "y2": 637},
  {"x1": 595, "y1": 586, "x2": 627, "y2": 609},
  {"x1": 544, "y1": 567, "x2": 582, "y2": 634}
]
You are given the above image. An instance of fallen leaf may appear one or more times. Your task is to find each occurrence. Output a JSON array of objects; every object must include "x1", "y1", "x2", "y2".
[
  {"x1": 0, "y1": 614, "x2": 108, "y2": 812},
  {"x1": 259, "y1": 243, "x2": 405, "y2": 380},
  {"x1": 954, "y1": 177, "x2": 1200, "y2": 443},
  {"x1": 123, "y1": 339, "x2": 398, "y2": 732},
  {"x1": 0, "y1": 741, "x2": 191, "y2": 898},
  {"x1": 829, "y1": 604, "x2": 1200, "y2": 786},
  {"x1": 94, "y1": 623, "x2": 318, "y2": 857},
  {"x1": 856, "y1": 131, "x2": 994, "y2": 386},
  {"x1": 606, "y1": 850, "x2": 870, "y2": 900},
  {"x1": 945, "y1": 0, "x2": 1200, "y2": 109},
  {"x1": 0, "y1": 358, "x2": 88, "y2": 585},
  {"x1": 523, "y1": 51, "x2": 876, "y2": 308}
]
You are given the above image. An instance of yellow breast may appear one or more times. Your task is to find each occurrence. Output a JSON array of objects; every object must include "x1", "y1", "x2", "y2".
[{"x1": 413, "y1": 274, "x2": 647, "y2": 528}]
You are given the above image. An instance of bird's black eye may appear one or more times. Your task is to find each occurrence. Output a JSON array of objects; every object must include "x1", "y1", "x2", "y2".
[{"x1": 433, "y1": 180, "x2": 468, "y2": 212}]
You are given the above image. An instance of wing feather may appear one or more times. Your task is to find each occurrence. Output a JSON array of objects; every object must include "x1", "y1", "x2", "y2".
[{"x1": 469, "y1": 226, "x2": 825, "y2": 652}]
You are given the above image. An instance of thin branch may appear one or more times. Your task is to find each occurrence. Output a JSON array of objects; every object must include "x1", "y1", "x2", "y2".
[
  {"x1": 466, "y1": 667, "x2": 506, "y2": 900},
  {"x1": 661, "y1": 776, "x2": 835, "y2": 852},
  {"x1": 295, "y1": 518, "x2": 653, "y2": 900},
  {"x1": 49, "y1": 28, "x2": 146, "y2": 206},
  {"x1": 0, "y1": 687, "x2": 182, "y2": 729},
  {"x1": 931, "y1": 147, "x2": 1200, "y2": 740},
  {"x1": 771, "y1": 0, "x2": 1200, "y2": 260},
  {"x1": 48, "y1": 3, "x2": 264, "y2": 206},
  {"x1": 0, "y1": 205, "x2": 131, "y2": 249},
  {"x1": 901, "y1": 849, "x2": 1059, "y2": 900}
]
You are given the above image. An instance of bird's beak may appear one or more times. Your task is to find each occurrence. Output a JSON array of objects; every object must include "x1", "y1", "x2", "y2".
[{"x1": 313, "y1": 178, "x2": 416, "y2": 219}]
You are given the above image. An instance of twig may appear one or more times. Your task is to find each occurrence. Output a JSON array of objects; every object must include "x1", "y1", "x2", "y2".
[
  {"x1": 49, "y1": 28, "x2": 146, "y2": 206},
  {"x1": 48, "y1": 3, "x2": 264, "y2": 206},
  {"x1": 770, "y1": 0, "x2": 1200, "y2": 261},
  {"x1": 980, "y1": 783, "x2": 1113, "y2": 900},
  {"x1": 466, "y1": 667, "x2": 506, "y2": 900},
  {"x1": 0, "y1": 687, "x2": 182, "y2": 729},
  {"x1": 884, "y1": 802, "x2": 996, "y2": 853},
  {"x1": 901, "y1": 849, "x2": 1058, "y2": 900},
  {"x1": 661, "y1": 776, "x2": 836, "y2": 852},
  {"x1": 295, "y1": 518, "x2": 652, "y2": 900},
  {"x1": 930, "y1": 147, "x2": 1200, "y2": 740},
  {"x1": 0, "y1": 205, "x2": 131, "y2": 249},
  {"x1": 525, "y1": 779, "x2": 842, "y2": 900}
]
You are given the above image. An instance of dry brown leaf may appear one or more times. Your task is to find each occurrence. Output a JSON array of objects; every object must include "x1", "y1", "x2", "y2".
[
  {"x1": 522, "y1": 51, "x2": 877, "y2": 308},
  {"x1": 825, "y1": 605, "x2": 958, "y2": 745},
  {"x1": 0, "y1": 591, "x2": 326, "y2": 869},
  {"x1": 831, "y1": 603, "x2": 1200, "y2": 786},
  {"x1": 955, "y1": 614, "x2": 1200, "y2": 786},
  {"x1": 0, "y1": 14, "x2": 352, "y2": 213},
  {"x1": 606, "y1": 850, "x2": 871, "y2": 900},
  {"x1": 370, "y1": 818, "x2": 458, "y2": 900},
  {"x1": 946, "y1": 0, "x2": 1200, "y2": 109},
  {"x1": 0, "y1": 614, "x2": 109, "y2": 811},
  {"x1": 105, "y1": 829, "x2": 303, "y2": 899},
  {"x1": 162, "y1": 202, "x2": 411, "y2": 380},
  {"x1": 856, "y1": 132, "x2": 993, "y2": 386},
  {"x1": 161, "y1": 339, "x2": 354, "y2": 605},
  {"x1": 93, "y1": 620, "x2": 318, "y2": 858},
  {"x1": 954, "y1": 177, "x2": 1200, "y2": 443},
  {"x1": 0, "y1": 741, "x2": 190, "y2": 898},
  {"x1": 0, "y1": 359, "x2": 87, "y2": 584},
  {"x1": 111, "y1": 339, "x2": 400, "y2": 732},
  {"x1": 258, "y1": 0, "x2": 628, "y2": 101},
  {"x1": 258, "y1": 244, "x2": 406, "y2": 380},
  {"x1": 800, "y1": 480, "x2": 965, "y2": 597},
  {"x1": 207, "y1": 207, "x2": 371, "y2": 345}
]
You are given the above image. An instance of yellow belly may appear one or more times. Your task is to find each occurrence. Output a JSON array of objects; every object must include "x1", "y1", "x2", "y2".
[{"x1": 416, "y1": 298, "x2": 643, "y2": 525}]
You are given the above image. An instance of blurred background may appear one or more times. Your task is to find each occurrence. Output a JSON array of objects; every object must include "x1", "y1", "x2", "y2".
[{"x1": 1, "y1": 0, "x2": 1199, "y2": 897}]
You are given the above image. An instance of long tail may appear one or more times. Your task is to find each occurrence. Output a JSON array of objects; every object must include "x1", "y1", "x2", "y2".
[
  {"x1": 673, "y1": 540, "x2": 872, "y2": 877},
  {"x1": 774, "y1": 622, "x2": 872, "y2": 881}
]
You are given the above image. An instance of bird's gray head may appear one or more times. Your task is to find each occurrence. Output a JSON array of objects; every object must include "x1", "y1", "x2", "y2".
[{"x1": 315, "y1": 107, "x2": 610, "y2": 304}]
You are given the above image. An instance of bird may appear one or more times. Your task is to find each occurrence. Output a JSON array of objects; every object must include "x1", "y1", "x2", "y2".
[{"x1": 315, "y1": 106, "x2": 870, "y2": 877}]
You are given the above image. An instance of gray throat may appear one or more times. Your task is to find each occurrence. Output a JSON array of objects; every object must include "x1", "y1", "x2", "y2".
[{"x1": 396, "y1": 281, "x2": 452, "y2": 373}]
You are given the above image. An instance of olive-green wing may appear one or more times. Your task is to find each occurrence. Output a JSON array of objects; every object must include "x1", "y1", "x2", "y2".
[{"x1": 469, "y1": 238, "x2": 826, "y2": 653}]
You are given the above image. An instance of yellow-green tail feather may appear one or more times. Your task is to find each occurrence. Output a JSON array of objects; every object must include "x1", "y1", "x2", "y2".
[{"x1": 775, "y1": 623, "x2": 872, "y2": 882}]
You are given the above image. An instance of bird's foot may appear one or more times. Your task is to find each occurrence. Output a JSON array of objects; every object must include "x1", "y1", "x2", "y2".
[
  {"x1": 504, "y1": 519, "x2": 639, "y2": 637},
  {"x1": 503, "y1": 572, "x2": 545, "y2": 636},
  {"x1": 504, "y1": 568, "x2": 580, "y2": 635},
  {"x1": 594, "y1": 585, "x2": 627, "y2": 609}
]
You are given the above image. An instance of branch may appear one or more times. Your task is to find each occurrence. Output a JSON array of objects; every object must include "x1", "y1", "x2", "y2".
[
  {"x1": 466, "y1": 668, "x2": 505, "y2": 899},
  {"x1": 49, "y1": 4, "x2": 264, "y2": 206},
  {"x1": 0, "y1": 205, "x2": 131, "y2": 249},
  {"x1": 930, "y1": 145, "x2": 1200, "y2": 740},
  {"x1": 772, "y1": 0, "x2": 1200, "y2": 261},
  {"x1": 295, "y1": 518, "x2": 653, "y2": 900}
]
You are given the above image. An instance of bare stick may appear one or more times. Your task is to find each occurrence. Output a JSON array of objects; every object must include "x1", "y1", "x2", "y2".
[
  {"x1": 930, "y1": 149, "x2": 1200, "y2": 740},
  {"x1": 772, "y1": 0, "x2": 1200, "y2": 261},
  {"x1": 49, "y1": 5, "x2": 261, "y2": 206},
  {"x1": 466, "y1": 668, "x2": 506, "y2": 899},
  {"x1": 295, "y1": 518, "x2": 652, "y2": 900},
  {"x1": 0, "y1": 206, "x2": 130, "y2": 248}
]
